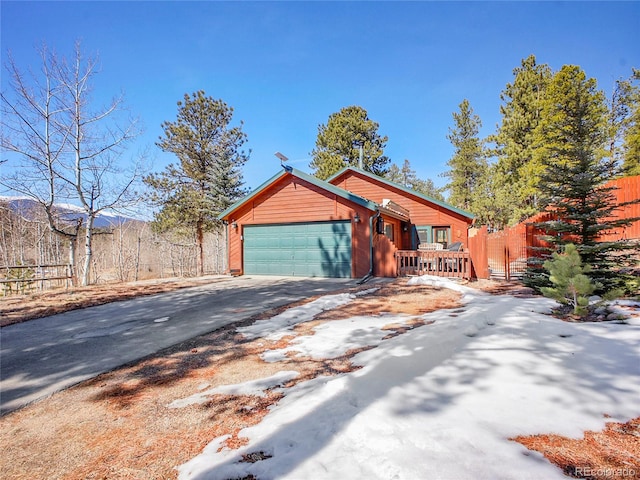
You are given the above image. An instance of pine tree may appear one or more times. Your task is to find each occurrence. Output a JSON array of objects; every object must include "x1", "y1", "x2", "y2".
[
  {"x1": 385, "y1": 159, "x2": 445, "y2": 201},
  {"x1": 619, "y1": 69, "x2": 640, "y2": 176},
  {"x1": 145, "y1": 91, "x2": 249, "y2": 276},
  {"x1": 540, "y1": 244, "x2": 598, "y2": 316},
  {"x1": 413, "y1": 177, "x2": 445, "y2": 202},
  {"x1": 531, "y1": 65, "x2": 639, "y2": 294},
  {"x1": 491, "y1": 55, "x2": 552, "y2": 225},
  {"x1": 310, "y1": 105, "x2": 389, "y2": 180},
  {"x1": 386, "y1": 159, "x2": 415, "y2": 186},
  {"x1": 444, "y1": 99, "x2": 487, "y2": 214},
  {"x1": 467, "y1": 163, "x2": 510, "y2": 228}
]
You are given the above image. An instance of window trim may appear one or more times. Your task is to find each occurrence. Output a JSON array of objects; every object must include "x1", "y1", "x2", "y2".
[{"x1": 416, "y1": 225, "x2": 451, "y2": 249}]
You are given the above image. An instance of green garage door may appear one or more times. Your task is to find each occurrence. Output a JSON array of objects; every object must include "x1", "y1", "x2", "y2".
[{"x1": 243, "y1": 221, "x2": 352, "y2": 277}]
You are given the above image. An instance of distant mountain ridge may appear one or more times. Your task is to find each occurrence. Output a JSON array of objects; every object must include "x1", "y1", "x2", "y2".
[{"x1": 0, "y1": 196, "x2": 141, "y2": 228}]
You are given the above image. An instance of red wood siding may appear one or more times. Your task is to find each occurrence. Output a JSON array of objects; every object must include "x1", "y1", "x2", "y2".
[
  {"x1": 351, "y1": 205, "x2": 374, "y2": 278},
  {"x1": 601, "y1": 175, "x2": 640, "y2": 241},
  {"x1": 373, "y1": 233, "x2": 397, "y2": 277},
  {"x1": 226, "y1": 173, "x2": 372, "y2": 277},
  {"x1": 372, "y1": 214, "x2": 403, "y2": 276},
  {"x1": 331, "y1": 171, "x2": 472, "y2": 248}
]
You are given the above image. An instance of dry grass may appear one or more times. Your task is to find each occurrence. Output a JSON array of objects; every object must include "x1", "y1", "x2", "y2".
[
  {"x1": 513, "y1": 417, "x2": 640, "y2": 479},
  {"x1": 318, "y1": 280, "x2": 462, "y2": 319},
  {"x1": 0, "y1": 279, "x2": 461, "y2": 480},
  {"x1": 472, "y1": 279, "x2": 538, "y2": 297}
]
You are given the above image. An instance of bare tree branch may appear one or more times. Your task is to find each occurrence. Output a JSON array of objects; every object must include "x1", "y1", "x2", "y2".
[{"x1": 1, "y1": 41, "x2": 145, "y2": 285}]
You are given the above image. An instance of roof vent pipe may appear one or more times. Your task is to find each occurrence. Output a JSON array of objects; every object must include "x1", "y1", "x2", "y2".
[{"x1": 353, "y1": 140, "x2": 363, "y2": 170}]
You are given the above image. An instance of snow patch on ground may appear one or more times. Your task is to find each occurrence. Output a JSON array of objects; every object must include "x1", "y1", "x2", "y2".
[
  {"x1": 262, "y1": 313, "x2": 417, "y2": 362},
  {"x1": 178, "y1": 276, "x2": 640, "y2": 480},
  {"x1": 168, "y1": 371, "x2": 299, "y2": 409},
  {"x1": 407, "y1": 274, "x2": 481, "y2": 296},
  {"x1": 238, "y1": 288, "x2": 379, "y2": 341}
]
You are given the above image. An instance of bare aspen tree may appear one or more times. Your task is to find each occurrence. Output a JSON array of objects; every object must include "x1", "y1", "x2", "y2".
[
  {"x1": 1, "y1": 42, "x2": 144, "y2": 285},
  {"x1": 1, "y1": 46, "x2": 81, "y2": 277}
]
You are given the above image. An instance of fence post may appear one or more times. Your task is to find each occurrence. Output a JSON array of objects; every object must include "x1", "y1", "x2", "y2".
[
  {"x1": 505, "y1": 229, "x2": 510, "y2": 281},
  {"x1": 468, "y1": 226, "x2": 489, "y2": 279}
]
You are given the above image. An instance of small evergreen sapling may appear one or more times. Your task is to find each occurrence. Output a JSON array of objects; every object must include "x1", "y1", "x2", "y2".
[{"x1": 540, "y1": 244, "x2": 599, "y2": 316}]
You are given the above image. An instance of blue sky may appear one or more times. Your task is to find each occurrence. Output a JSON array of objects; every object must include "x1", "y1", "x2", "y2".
[{"x1": 2, "y1": 1, "x2": 639, "y2": 194}]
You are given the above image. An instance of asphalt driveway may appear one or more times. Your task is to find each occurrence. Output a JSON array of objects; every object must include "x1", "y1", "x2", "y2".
[{"x1": 0, "y1": 275, "x2": 355, "y2": 415}]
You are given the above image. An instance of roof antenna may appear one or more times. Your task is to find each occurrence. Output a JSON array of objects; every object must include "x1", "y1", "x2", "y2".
[{"x1": 275, "y1": 152, "x2": 292, "y2": 172}]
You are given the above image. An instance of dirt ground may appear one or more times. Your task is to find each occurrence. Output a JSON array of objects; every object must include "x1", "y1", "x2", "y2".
[
  {"x1": 0, "y1": 275, "x2": 227, "y2": 327},
  {"x1": 1, "y1": 277, "x2": 638, "y2": 479}
]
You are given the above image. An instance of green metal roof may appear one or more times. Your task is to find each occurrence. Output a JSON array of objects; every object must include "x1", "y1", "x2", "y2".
[
  {"x1": 327, "y1": 167, "x2": 475, "y2": 220},
  {"x1": 218, "y1": 166, "x2": 378, "y2": 221}
]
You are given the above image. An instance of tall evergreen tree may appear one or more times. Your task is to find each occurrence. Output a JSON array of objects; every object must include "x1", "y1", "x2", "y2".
[
  {"x1": 385, "y1": 159, "x2": 445, "y2": 201},
  {"x1": 608, "y1": 73, "x2": 634, "y2": 169},
  {"x1": 467, "y1": 163, "x2": 510, "y2": 228},
  {"x1": 444, "y1": 99, "x2": 487, "y2": 214},
  {"x1": 531, "y1": 65, "x2": 638, "y2": 293},
  {"x1": 491, "y1": 55, "x2": 552, "y2": 225},
  {"x1": 310, "y1": 105, "x2": 389, "y2": 180},
  {"x1": 145, "y1": 91, "x2": 249, "y2": 276},
  {"x1": 617, "y1": 69, "x2": 640, "y2": 176},
  {"x1": 386, "y1": 159, "x2": 415, "y2": 186}
]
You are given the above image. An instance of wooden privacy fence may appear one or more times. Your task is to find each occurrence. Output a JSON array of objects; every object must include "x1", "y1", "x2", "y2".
[
  {"x1": 463, "y1": 225, "x2": 532, "y2": 281},
  {"x1": 486, "y1": 224, "x2": 530, "y2": 280},
  {"x1": 467, "y1": 175, "x2": 640, "y2": 281},
  {"x1": 1, "y1": 264, "x2": 73, "y2": 296},
  {"x1": 396, "y1": 250, "x2": 471, "y2": 279},
  {"x1": 601, "y1": 176, "x2": 640, "y2": 241}
]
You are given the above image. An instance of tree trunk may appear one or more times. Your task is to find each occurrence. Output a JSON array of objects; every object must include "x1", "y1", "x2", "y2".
[
  {"x1": 196, "y1": 220, "x2": 204, "y2": 277},
  {"x1": 135, "y1": 236, "x2": 141, "y2": 282},
  {"x1": 81, "y1": 215, "x2": 95, "y2": 286},
  {"x1": 68, "y1": 237, "x2": 77, "y2": 286}
]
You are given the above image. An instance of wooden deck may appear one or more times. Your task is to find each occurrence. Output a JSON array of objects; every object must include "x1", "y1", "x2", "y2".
[{"x1": 396, "y1": 250, "x2": 471, "y2": 279}]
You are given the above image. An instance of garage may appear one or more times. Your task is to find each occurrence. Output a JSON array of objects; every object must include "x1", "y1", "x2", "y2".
[{"x1": 243, "y1": 221, "x2": 352, "y2": 277}]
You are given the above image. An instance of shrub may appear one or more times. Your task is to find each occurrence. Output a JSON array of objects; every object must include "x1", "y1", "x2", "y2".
[{"x1": 540, "y1": 244, "x2": 599, "y2": 316}]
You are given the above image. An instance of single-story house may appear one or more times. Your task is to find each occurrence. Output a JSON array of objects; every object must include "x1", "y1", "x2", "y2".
[{"x1": 219, "y1": 165, "x2": 474, "y2": 278}]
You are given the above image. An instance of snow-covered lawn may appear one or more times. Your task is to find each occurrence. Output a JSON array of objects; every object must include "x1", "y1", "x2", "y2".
[{"x1": 175, "y1": 276, "x2": 640, "y2": 480}]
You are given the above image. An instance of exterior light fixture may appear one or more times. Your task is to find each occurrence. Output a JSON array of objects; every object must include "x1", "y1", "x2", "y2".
[
  {"x1": 231, "y1": 220, "x2": 238, "y2": 230},
  {"x1": 353, "y1": 213, "x2": 360, "y2": 223}
]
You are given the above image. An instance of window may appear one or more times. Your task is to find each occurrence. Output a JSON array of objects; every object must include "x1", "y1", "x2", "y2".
[
  {"x1": 384, "y1": 224, "x2": 394, "y2": 242},
  {"x1": 415, "y1": 226, "x2": 450, "y2": 249},
  {"x1": 434, "y1": 227, "x2": 450, "y2": 248},
  {"x1": 416, "y1": 226, "x2": 432, "y2": 244}
]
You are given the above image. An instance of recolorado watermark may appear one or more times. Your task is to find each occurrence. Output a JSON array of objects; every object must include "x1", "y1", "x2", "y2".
[{"x1": 574, "y1": 467, "x2": 636, "y2": 478}]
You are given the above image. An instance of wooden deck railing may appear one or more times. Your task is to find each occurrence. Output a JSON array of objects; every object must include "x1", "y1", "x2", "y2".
[{"x1": 396, "y1": 250, "x2": 471, "y2": 279}]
